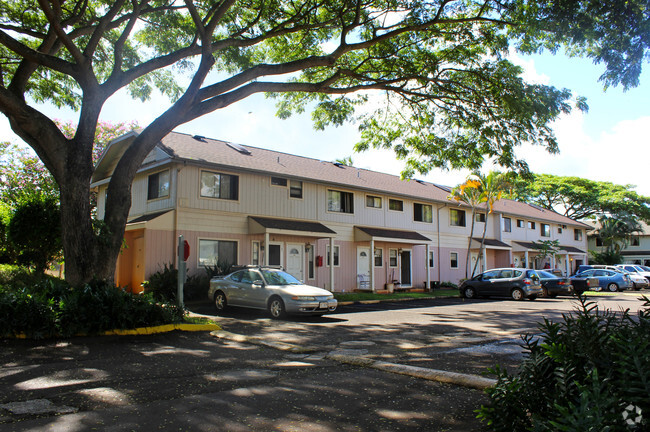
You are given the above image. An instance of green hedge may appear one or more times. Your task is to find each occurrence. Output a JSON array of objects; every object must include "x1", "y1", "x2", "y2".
[
  {"x1": 478, "y1": 296, "x2": 650, "y2": 431},
  {"x1": 0, "y1": 277, "x2": 184, "y2": 339}
]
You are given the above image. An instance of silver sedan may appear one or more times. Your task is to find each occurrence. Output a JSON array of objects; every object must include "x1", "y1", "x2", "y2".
[{"x1": 208, "y1": 267, "x2": 337, "y2": 319}]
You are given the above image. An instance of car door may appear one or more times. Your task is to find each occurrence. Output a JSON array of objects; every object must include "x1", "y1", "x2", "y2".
[
  {"x1": 478, "y1": 270, "x2": 502, "y2": 296},
  {"x1": 493, "y1": 269, "x2": 517, "y2": 296},
  {"x1": 239, "y1": 270, "x2": 266, "y2": 308},
  {"x1": 224, "y1": 270, "x2": 245, "y2": 306}
]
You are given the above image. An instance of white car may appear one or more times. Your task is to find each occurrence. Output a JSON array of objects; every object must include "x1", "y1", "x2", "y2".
[
  {"x1": 208, "y1": 266, "x2": 337, "y2": 318},
  {"x1": 616, "y1": 264, "x2": 650, "y2": 284}
]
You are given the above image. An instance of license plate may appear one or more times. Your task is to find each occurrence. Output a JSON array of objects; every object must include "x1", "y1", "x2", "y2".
[{"x1": 319, "y1": 302, "x2": 328, "y2": 309}]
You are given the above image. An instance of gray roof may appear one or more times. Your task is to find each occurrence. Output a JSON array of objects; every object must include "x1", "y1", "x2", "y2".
[{"x1": 96, "y1": 130, "x2": 587, "y2": 228}]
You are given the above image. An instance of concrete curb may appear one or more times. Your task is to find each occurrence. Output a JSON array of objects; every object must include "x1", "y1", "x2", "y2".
[
  {"x1": 327, "y1": 353, "x2": 496, "y2": 390},
  {"x1": 337, "y1": 295, "x2": 456, "y2": 306},
  {"x1": 211, "y1": 330, "x2": 497, "y2": 390}
]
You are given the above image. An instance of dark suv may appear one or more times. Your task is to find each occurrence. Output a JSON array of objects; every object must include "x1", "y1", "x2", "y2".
[{"x1": 459, "y1": 268, "x2": 543, "y2": 300}]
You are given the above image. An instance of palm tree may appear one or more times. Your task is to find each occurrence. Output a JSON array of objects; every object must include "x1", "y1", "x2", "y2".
[
  {"x1": 471, "y1": 171, "x2": 510, "y2": 276},
  {"x1": 596, "y1": 214, "x2": 642, "y2": 255},
  {"x1": 449, "y1": 177, "x2": 484, "y2": 279}
]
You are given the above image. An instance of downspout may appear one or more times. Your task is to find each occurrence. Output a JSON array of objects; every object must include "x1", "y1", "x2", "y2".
[{"x1": 437, "y1": 203, "x2": 448, "y2": 285}]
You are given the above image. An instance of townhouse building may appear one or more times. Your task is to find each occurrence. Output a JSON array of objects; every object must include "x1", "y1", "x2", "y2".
[
  {"x1": 588, "y1": 221, "x2": 650, "y2": 266},
  {"x1": 92, "y1": 131, "x2": 590, "y2": 293}
]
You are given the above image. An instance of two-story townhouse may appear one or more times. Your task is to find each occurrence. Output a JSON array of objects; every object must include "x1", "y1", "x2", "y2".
[
  {"x1": 588, "y1": 221, "x2": 650, "y2": 266},
  {"x1": 92, "y1": 131, "x2": 589, "y2": 293}
]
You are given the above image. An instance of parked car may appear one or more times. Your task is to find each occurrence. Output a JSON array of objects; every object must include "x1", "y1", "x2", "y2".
[
  {"x1": 570, "y1": 274, "x2": 600, "y2": 295},
  {"x1": 615, "y1": 264, "x2": 650, "y2": 283},
  {"x1": 587, "y1": 265, "x2": 648, "y2": 290},
  {"x1": 208, "y1": 266, "x2": 337, "y2": 318},
  {"x1": 572, "y1": 269, "x2": 633, "y2": 292},
  {"x1": 536, "y1": 270, "x2": 573, "y2": 297},
  {"x1": 459, "y1": 268, "x2": 543, "y2": 301}
]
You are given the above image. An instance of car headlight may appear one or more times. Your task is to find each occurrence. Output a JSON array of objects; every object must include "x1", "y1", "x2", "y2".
[{"x1": 291, "y1": 296, "x2": 316, "y2": 301}]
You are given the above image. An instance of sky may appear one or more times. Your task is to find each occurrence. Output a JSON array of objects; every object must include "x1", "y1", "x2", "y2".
[{"x1": 1, "y1": 50, "x2": 649, "y2": 195}]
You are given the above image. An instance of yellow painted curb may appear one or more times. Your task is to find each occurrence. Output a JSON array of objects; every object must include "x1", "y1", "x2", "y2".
[
  {"x1": 102, "y1": 323, "x2": 221, "y2": 336},
  {"x1": 7, "y1": 323, "x2": 221, "y2": 339}
]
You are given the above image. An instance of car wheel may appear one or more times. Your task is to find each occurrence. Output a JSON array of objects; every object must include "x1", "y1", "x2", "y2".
[
  {"x1": 214, "y1": 291, "x2": 227, "y2": 312},
  {"x1": 528, "y1": 295, "x2": 537, "y2": 301},
  {"x1": 268, "y1": 297, "x2": 286, "y2": 319},
  {"x1": 607, "y1": 283, "x2": 619, "y2": 292},
  {"x1": 511, "y1": 288, "x2": 525, "y2": 301},
  {"x1": 463, "y1": 286, "x2": 477, "y2": 299},
  {"x1": 542, "y1": 287, "x2": 549, "y2": 297}
]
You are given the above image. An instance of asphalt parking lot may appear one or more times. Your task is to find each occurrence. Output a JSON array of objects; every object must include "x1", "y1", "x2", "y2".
[{"x1": 1, "y1": 293, "x2": 647, "y2": 431}]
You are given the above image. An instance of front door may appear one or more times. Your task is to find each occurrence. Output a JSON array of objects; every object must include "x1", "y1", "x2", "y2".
[
  {"x1": 400, "y1": 249, "x2": 412, "y2": 286},
  {"x1": 286, "y1": 244, "x2": 304, "y2": 281},
  {"x1": 357, "y1": 247, "x2": 370, "y2": 289}
]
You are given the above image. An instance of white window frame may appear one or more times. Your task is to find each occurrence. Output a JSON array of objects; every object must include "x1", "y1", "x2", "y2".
[
  {"x1": 388, "y1": 199, "x2": 404, "y2": 212},
  {"x1": 450, "y1": 209, "x2": 466, "y2": 227},
  {"x1": 414, "y1": 202, "x2": 433, "y2": 223},
  {"x1": 450, "y1": 252, "x2": 459, "y2": 269},
  {"x1": 198, "y1": 238, "x2": 239, "y2": 267},
  {"x1": 326, "y1": 245, "x2": 340, "y2": 267},
  {"x1": 366, "y1": 194, "x2": 383, "y2": 209},
  {"x1": 389, "y1": 248, "x2": 398, "y2": 267},
  {"x1": 374, "y1": 247, "x2": 383, "y2": 267},
  {"x1": 147, "y1": 169, "x2": 170, "y2": 201}
]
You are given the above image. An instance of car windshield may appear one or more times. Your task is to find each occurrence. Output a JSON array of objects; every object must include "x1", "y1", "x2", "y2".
[
  {"x1": 536, "y1": 270, "x2": 556, "y2": 278},
  {"x1": 260, "y1": 269, "x2": 302, "y2": 285}
]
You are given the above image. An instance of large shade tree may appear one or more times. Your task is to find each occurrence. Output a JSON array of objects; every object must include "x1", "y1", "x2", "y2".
[
  {"x1": 0, "y1": 0, "x2": 647, "y2": 285},
  {"x1": 509, "y1": 174, "x2": 650, "y2": 222}
]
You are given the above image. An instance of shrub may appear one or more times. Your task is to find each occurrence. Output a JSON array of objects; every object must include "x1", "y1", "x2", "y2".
[
  {"x1": 143, "y1": 263, "x2": 178, "y2": 302},
  {"x1": 478, "y1": 296, "x2": 650, "y2": 431},
  {"x1": 7, "y1": 197, "x2": 61, "y2": 274},
  {"x1": 0, "y1": 276, "x2": 184, "y2": 339}
]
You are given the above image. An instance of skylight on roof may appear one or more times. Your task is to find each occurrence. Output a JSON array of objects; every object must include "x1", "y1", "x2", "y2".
[{"x1": 226, "y1": 142, "x2": 251, "y2": 155}]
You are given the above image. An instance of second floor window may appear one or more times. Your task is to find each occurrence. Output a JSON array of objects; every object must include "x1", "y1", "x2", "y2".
[
  {"x1": 503, "y1": 217, "x2": 512, "y2": 233},
  {"x1": 200, "y1": 171, "x2": 239, "y2": 200},
  {"x1": 147, "y1": 170, "x2": 170, "y2": 200},
  {"x1": 414, "y1": 203, "x2": 433, "y2": 223},
  {"x1": 574, "y1": 229, "x2": 583, "y2": 241},
  {"x1": 389, "y1": 199, "x2": 403, "y2": 211},
  {"x1": 528, "y1": 221, "x2": 536, "y2": 230},
  {"x1": 450, "y1": 209, "x2": 466, "y2": 227},
  {"x1": 328, "y1": 190, "x2": 354, "y2": 213},
  {"x1": 541, "y1": 224, "x2": 550, "y2": 237},
  {"x1": 366, "y1": 195, "x2": 382, "y2": 208},
  {"x1": 517, "y1": 219, "x2": 524, "y2": 228},
  {"x1": 290, "y1": 180, "x2": 303, "y2": 198},
  {"x1": 475, "y1": 213, "x2": 486, "y2": 223}
]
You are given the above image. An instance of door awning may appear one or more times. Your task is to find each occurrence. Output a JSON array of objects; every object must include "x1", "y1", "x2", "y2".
[
  {"x1": 470, "y1": 238, "x2": 512, "y2": 250},
  {"x1": 249, "y1": 216, "x2": 336, "y2": 238},
  {"x1": 512, "y1": 241, "x2": 585, "y2": 254},
  {"x1": 125, "y1": 210, "x2": 173, "y2": 231},
  {"x1": 354, "y1": 226, "x2": 430, "y2": 244}
]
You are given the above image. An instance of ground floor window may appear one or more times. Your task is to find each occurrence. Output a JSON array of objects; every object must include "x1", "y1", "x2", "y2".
[
  {"x1": 199, "y1": 239, "x2": 238, "y2": 267},
  {"x1": 251, "y1": 241, "x2": 260, "y2": 265},
  {"x1": 429, "y1": 250, "x2": 435, "y2": 268},
  {"x1": 327, "y1": 245, "x2": 340, "y2": 266},
  {"x1": 450, "y1": 252, "x2": 459, "y2": 269},
  {"x1": 389, "y1": 249, "x2": 398, "y2": 267},
  {"x1": 374, "y1": 248, "x2": 383, "y2": 267},
  {"x1": 307, "y1": 245, "x2": 315, "y2": 279}
]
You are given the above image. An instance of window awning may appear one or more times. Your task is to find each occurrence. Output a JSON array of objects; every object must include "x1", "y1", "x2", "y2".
[
  {"x1": 248, "y1": 216, "x2": 336, "y2": 238},
  {"x1": 354, "y1": 226, "x2": 430, "y2": 244},
  {"x1": 470, "y1": 238, "x2": 512, "y2": 250}
]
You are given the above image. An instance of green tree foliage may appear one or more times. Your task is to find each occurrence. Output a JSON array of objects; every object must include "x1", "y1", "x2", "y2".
[
  {"x1": 590, "y1": 214, "x2": 642, "y2": 265},
  {"x1": 510, "y1": 174, "x2": 650, "y2": 222},
  {"x1": 0, "y1": 1, "x2": 646, "y2": 284},
  {"x1": 0, "y1": 141, "x2": 59, "y2": 205},
  {"x1": 7, "y1": 197, "x2": 61, "y2": 274}
]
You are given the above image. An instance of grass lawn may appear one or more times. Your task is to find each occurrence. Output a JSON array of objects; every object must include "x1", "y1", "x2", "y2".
[{"x1": 334, "y1": 289, "x2": 458, "y2": 302}]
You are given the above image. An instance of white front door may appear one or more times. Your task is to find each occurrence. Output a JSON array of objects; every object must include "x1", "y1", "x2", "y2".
[
  {"x1": 357, "y1": 247, "x2": 370, "y2": 289},
  {"x1": 286, "y1": 243, "x2": 304, "y2": 281}
]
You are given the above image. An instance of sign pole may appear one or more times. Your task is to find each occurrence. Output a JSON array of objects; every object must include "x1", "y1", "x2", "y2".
[{"x1": 177, "y1": 235, "x2": 186, "y2": 308}]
